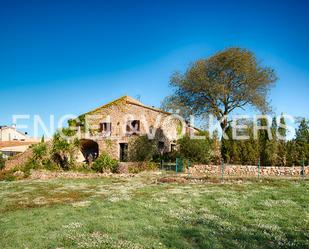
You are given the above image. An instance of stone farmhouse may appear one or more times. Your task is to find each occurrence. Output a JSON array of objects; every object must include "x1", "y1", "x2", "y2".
[{"x1": 73, "y1": 96, "x2": 199, "y2": 162}]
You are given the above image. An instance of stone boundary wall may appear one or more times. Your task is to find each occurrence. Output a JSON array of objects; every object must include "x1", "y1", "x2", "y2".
[{"x1": 189, "y1": 164, "x2": 309, "y2": 177}]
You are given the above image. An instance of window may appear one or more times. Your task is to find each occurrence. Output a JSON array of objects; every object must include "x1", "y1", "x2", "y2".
[
  {"x1": 99, "y1": 122, "x2": 112, "y2": 136},
  {"x1": 149, "y1": 125, "x2": 154, "y2": 135},
  {"x1": 126, "y1": 120, "x2": 140, "y2": 135}
]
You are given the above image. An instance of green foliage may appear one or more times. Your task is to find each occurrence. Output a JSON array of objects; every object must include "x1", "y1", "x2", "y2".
[
  {"x1": 0, "y1": 152, "x2": 5, "y2": 170},
  {"x1": 294, "y1": 119, "x2": 309, "y2": 164},
  {"x1": 128, "y1": 162, "x2": 158, "y2": 174},
  {"x1": 177, "y1": 135, "x2": 211, "y2": 163},
  {"x1": 24, "y1": 129, "x2": 81, "y2": 173},
  {"x1": 221, "y1": 118, "x2": 286, "y2": 166},
  {"x1": 92, "y1": 153, "x2": 118, "y2": 173},
  {"x1": 32, "y1": 142, "x2": 48, "y2": 166},
  {"x1": 162, "y1": 47, "x2": 277, "y2": 131},
  {"x1": 0, "y1": 170, "x2": 16, "y2": 181},
  {"x1": 51, "y1": 130, "x2": 80, "y2": 170},
  {"x1": 21, "y1": 159, "x2": 42, "y2": 177},
  {"x1": 128, "y1": 135, "x2": 158, "y2": 162},
  {"x1": 295, "y1": 119, "x2": 309, "y2": 143},
  {"x1": 278, "y1": 115, "x2": 287, "y2": 139}
]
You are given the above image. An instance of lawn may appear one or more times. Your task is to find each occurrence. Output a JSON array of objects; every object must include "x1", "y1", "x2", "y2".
[{"x1": 0, "y1": 172, "x2": 308, "y2": 249}]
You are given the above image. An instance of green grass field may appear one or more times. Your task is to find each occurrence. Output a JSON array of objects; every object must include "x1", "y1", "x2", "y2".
[{"x1": 0, "y1": 172, "x2": 308, "y2": 249}]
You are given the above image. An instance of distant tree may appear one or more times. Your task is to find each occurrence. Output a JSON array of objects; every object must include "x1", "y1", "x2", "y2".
[
  {"x1": 286, "y1": 141, "x2": 298, "y2": 166},
  {"x1": 239, "y1": 136, "x2": 259, "y2": 165},
  {"x1": 277, "y1": 115, "x2": 287, "y2": 165},
  {"x1": 258, "y1": 117, "x2": 271, "y2": 166},
  {"x1": 295, "y1": 119, "x2": 309, "y2": 144},
  {"x1": 267, "y1": 117, "x2": 280, "y2": 165},
  {"x1": 278, "y1": 115, "x2": 287, "y2": 139},
  {"x1": 162, "y1": 47, "x2": 277, "y2": 133},
  {"x1": 295, "y1": 119, "x2": 309, "y2": 164}
]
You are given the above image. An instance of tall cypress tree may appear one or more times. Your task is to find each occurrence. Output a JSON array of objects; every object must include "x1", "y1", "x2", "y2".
[
  {"x1": 277, "y1": 115, "x2": 287, "y2": 165},
  {"x1": 295, "y1": 119, "x2": 309, "y2": 164},
  {"x1": 259, "y1": 117, "x2": 271, "y2": 166},
  {"x1": 264, "y1": 117, "x2": 278, "y2": 165}
]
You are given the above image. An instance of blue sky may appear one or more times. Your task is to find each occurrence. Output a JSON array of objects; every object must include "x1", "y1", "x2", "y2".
[{"x1": 0, "y1": 0, "x2": 308, "y2": 136}]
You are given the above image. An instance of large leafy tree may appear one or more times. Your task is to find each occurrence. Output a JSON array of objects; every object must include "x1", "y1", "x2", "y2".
[{"x1": 162, "y1": 47, "x2": 277, "y2": 132}]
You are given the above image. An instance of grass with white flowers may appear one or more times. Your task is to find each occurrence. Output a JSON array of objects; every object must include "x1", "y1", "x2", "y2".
[{"x1": 0, "y1": 172, "x2": 308, "y2": 249}]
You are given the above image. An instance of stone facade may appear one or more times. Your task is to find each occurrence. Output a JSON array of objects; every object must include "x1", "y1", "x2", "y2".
[
  {"x1": 188, "y1": 164, "x2": 309, "y2": 177},
  {"x1": 76, "y1": 96, "x2": 198, "y2": 161}
]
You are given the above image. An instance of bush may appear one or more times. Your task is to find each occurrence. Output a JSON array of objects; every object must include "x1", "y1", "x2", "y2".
[
  {"x1": 154, "y1": 150, "x2": 178, "y2": 163},
  {"x1": 92, "y1": 153, "x2": 118, "y2": 173},
  {"x1": 128, "y1": 136, "x2": 158, "y2": 162},
  {"x1": 32, "y1": 142, "x2": 48, "y2": 166},
  {"x1": 20, "y1": 159, "x2": 42, "y2": 177},
  {"x1": 128, "y1": 162, "x2": 158, "y2": 174},
  {"x1": 0, "y1": 171, "x2": 16, "y2": 181},
  {"x1": 51, "y1": 132, "x2": 80, "y2": 170},
  {"x1": 177, "y1": 135, "x2": 211, "y2": 163},
  {"x1": 0, "y1": 152, "x2": 5, "y2": 170}
]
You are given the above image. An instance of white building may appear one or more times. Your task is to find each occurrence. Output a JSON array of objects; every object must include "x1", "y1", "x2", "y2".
[
  {"x1": 0, "y1": 126, "x2": 33, "y2": 158},
  {"x1": 0, "y1": 126, "x2": 28, "y2": 141}
]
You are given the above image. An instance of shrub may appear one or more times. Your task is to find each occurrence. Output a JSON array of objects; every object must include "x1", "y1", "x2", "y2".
[
  {"x1": 128, "y1": 136, "x2": 158, "y2": 162},
  {"x1": 128, "y1": 162, "x2": 158, "y2": 174},
  {"x1": 32, "y1": 142, "x2": 48, "y2": 166},
  {"x1": 21, "y1": 159, "x2": 42, "y2": 177},
  {"x1": 177, "y1": 135, "x2": 211, "y2": 163},
  {"x1": 154, "y1": 150, "x2": 178, "y2": 163},
  {"x1": 51, "y1": 131, "x2": 80, "y2": 170},
  {"x1": 92, "y1": 153, "x2": 118, "y2": 173},
  {"x1": 0, "y1": 170, "x2": 16, "y2": 181},
  {"x1": 0, "y1": 152, "x2": 5, "y2": 170}
]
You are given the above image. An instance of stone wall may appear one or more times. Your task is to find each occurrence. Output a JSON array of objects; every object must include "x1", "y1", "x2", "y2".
[{"x1": 188, "y1": 164, "x2": 309, "y2": 177}]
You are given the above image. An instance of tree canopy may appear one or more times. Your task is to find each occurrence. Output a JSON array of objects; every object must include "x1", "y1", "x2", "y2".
[{"x1": 162, "y1": 47, "x2": 277, "y2": 131}]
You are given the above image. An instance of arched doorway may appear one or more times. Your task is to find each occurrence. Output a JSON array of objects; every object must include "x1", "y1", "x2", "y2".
[{"x1": 80, "y1": 139, "x2": 99, "y2": 163}]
